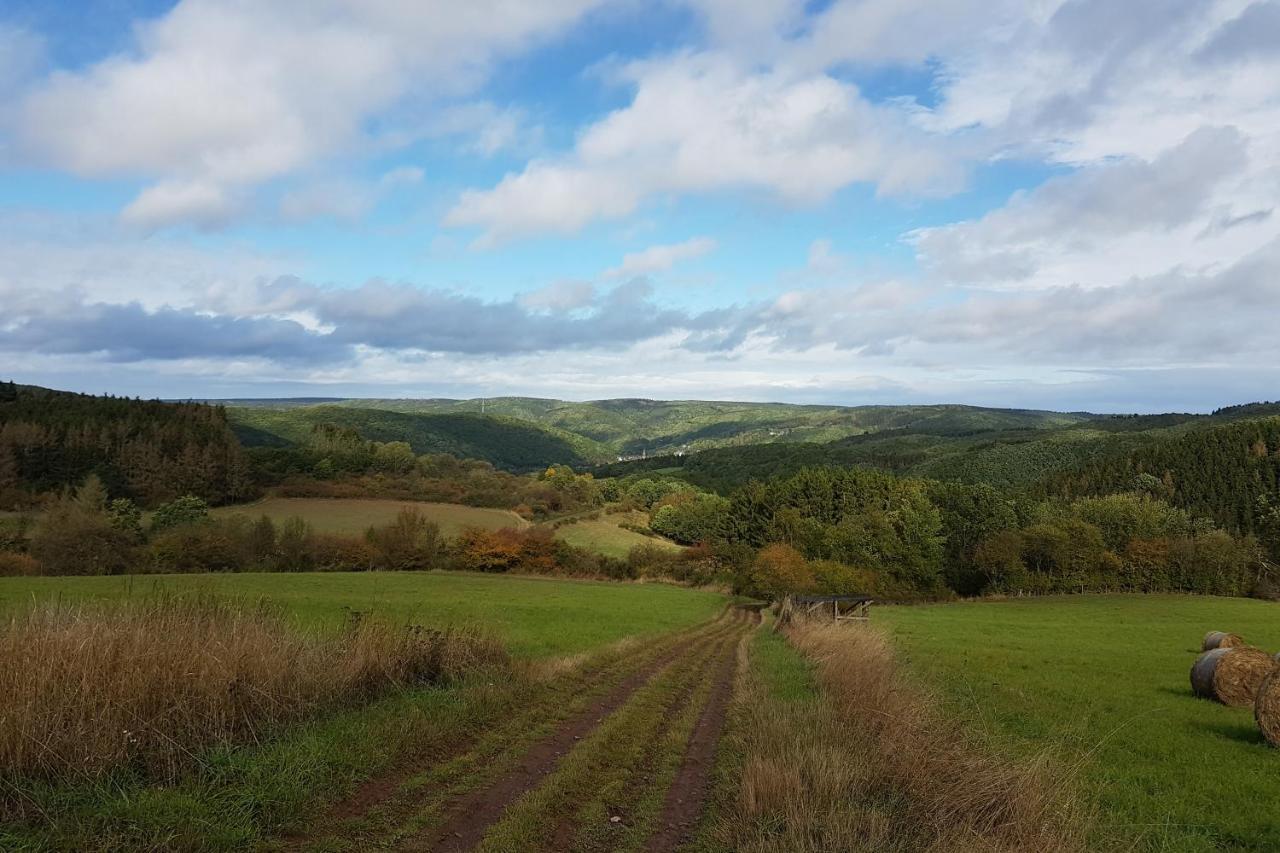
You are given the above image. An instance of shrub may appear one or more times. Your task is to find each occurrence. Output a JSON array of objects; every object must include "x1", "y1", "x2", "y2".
[
  {"x1": 310, "y1": 533, "x2": 377, "y2": 572},
  {"x1": 148, "y1": 518, "x2": 250, "y2": 573},
  {"x1": 150, "y1": 495, "x2": 210, "y2": 532},
  {"x1": 751, "y1": 543, "x2": 816, "y2": 600},
  {"x1": 0, "y1": 552, "x2": 40, "y2": 577},
  {"x1": 28, "y1": 500, "x2": 136, "y2": 576},
  {"x1": 365, "y1": 508, "x2": 443, "y2": 571}
]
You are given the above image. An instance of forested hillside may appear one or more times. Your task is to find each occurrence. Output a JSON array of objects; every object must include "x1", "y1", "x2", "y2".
[
  {"x1": 253, "y1": 396, "x2": 1091, "y2": 458},
  {"x1": 0, "y1": 382, "x2": 252, "y2": 508},
  {"x1": 1042, "y1": 416, "x2": 1280, "y2": 534},
  {"x1": 229, "y1": 405, "x2": 597, "y2": 471}
]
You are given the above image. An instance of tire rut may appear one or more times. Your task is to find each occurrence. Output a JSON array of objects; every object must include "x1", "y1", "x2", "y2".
[
  {"x1": 412, "y1": 619, "x2": 739, "y2": 853},
  {"x1": 644, "y1": 611, "x2": 756, "y2": 852},
  {"x1": 545, "y1": 629, "x2": 740, "y2": 852},
  {"x1": 279, "y1": 615, "x2": 733, "y2": 852}
]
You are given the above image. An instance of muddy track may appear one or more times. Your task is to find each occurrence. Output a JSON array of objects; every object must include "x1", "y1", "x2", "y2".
[{"x1": 415, "y1": 619, "x2": 741, "y2": 853}]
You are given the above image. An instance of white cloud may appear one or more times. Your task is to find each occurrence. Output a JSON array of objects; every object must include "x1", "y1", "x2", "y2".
[
  {"x1": 121, "y1": 179, "x2": 241, "y2": 230},
  {"x1": 603, "y1": 236, "x2": 718, "y2": 278},
  {"x1": 278, "y1": 166, "x2": 424, "y2": 222},
  {"x1": 446, "y1": 53, "x2": 971, "y2": 242},
  {"x1": 10, "y1": 0, "x2": 600, "y2": 227}
]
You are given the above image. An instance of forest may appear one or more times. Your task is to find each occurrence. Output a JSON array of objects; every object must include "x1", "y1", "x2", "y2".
[
  {"x1": 0, "y1": 382, "x2": 252, "y2": 509},
  {"x1": 2, "y1": 382, "x2": 1278, "y2": 603}
]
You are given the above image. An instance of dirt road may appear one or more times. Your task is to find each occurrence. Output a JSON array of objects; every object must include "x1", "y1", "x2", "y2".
[{"x1": 279, "y1": 607, "x2": 757, "y2": 853}]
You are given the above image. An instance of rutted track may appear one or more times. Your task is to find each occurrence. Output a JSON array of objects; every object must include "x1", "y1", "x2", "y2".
[
  {"x1": 419, "y1": 621, "x2": 738, "y2": 852},
  {"x1": 279, "y1": 607, "x2": 757, "y2": 853}
]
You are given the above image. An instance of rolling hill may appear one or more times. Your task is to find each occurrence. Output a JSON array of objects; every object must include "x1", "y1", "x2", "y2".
[
  {"x1": 227, "y1": 405, "x2": 601, "y2": 471},
  {"x1": 238, "y1": 397, "x2": 1093, "y2": 459}
]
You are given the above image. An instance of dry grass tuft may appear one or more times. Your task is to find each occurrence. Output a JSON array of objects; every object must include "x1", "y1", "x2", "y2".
[
  {"x1": 0, "y1": 595, "x2": 507, "y2": 797},
  {"x1": 724, "y1": 623, "x2": 1087, "y2": 852}
]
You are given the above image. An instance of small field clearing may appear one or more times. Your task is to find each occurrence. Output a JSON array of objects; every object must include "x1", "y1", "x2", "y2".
[
  {"x1": 548, "y1": 511, "x2": 683, "y2": 559},
  {"x1": 210, "y1": 497, "x2": 527, "y2": 537}
]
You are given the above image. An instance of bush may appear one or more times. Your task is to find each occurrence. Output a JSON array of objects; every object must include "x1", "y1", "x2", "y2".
[
  {"x1": 0, "y1": 552, "x2": 40, "y2": 577},
  {"x1": 148, "y1": 518, "x2": 251, "y2": 573},
  {"x1": 150, "y1": 495, "x2": 210, "y2": 532},
  {"x1": 365, "y1": 508, "x2": 443, "y2": 571},
  {"x1": 751, "y1": 543, "x2": 816, "y2": 600},
  {"x1": 29, "y1": 501, "x2": 137, "y2": 576},
  {"x1": 310, "y1": 533, "x2": 376, "y2": 572}
]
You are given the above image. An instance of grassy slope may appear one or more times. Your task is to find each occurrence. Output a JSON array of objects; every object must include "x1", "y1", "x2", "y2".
[
  {"x1": 879, "y1": 595, "x2": 1280, "y2": 851},
  {"x1": 0, "y1": 572, "x2": 725, "y2": 659},
  {"x1": 210, "y1": 496, "x2": 527, "y2": 537},
  {"x1": 548, "y1": 511, "x2": 683, "y2": 559}
]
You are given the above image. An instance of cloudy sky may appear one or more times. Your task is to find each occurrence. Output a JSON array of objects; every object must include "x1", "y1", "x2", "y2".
[{"x1": 1, "y1": 0, "x2": 1278, "y2": 411}]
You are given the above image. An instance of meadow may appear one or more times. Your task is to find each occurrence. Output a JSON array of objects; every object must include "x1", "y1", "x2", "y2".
[
  {"x1": 549, "y1": 511, "x2": 683, "y2": 559},
  {"x1": 209, "y1": 496, "x2": 527, "y2": 538},
  {"x1": 0, "y1": 572, "x2": 728, "y2": 851},
  {"x1": 879, "y1": 595, "x2": 1280, "y2": 851},
  {"x1": 0, "y1": 571, "x2": 723, "y2": 658}
]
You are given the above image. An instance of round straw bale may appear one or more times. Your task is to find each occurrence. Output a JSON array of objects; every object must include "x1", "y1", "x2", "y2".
[
  {"x1": 1191, "y1": 646, "x2": 1276, "y2": 706},
  {"x1": 1256, "y1": 670, "x2": 1280, "y2": 747},
  {"x1": 1202, "y1": 630, "x2": 1244, "y2": 651}
]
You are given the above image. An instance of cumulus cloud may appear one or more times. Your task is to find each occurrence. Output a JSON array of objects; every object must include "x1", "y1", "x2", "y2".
[
  {"x1": 10, "y1": 0, "x2": 599, "y2": 227},
  {"x1": 603, "y1": 236, "x2": 718, "y2": 278},
  {"x1": 913, "y1": 126, "x2": 1258, "y2": 287},
  {"x1": 446, "y1": 53, "x2": 970, "y2": 242},
  {"x1": 753, "y1": 237, "x2": 1280, "y2": 368}
]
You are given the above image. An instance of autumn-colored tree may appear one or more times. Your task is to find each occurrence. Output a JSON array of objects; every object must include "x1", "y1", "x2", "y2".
[{"x1": 750, "y1": 543, "x2": 816, "y2": 600}]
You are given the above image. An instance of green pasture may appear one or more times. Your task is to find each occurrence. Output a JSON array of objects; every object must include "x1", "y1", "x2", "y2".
[
  {"x1": 0, "y1": 571, "x2": 724, "y2": 659},
  {"x1": 880, "y1": 595, "x2": 1280, "y2": 851}
]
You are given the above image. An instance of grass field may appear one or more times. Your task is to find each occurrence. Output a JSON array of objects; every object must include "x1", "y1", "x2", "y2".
[
  {"x1": 0, "y1": 573, "x2": 729, "y2": 851},
  {"x1": 879, "y1": 595, "x2": 1280, "y2": 851},
  {"x1": 210, "y1": 497, "x2": 528, "y2": 537},
  {"x1": 0, "y1": 571, "x2": 724, "y2": 658},
  {"x1": 549, "y1": 512, "x2": 682, "y2": 559}
]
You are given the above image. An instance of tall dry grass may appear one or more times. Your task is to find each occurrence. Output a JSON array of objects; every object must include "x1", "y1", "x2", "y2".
[
  {"x1": 724, "y1": 623, "x2": 1087, "y2": 852},
  {"x1": 0, "y1": 595, "x2": 507, "y2": 791}
]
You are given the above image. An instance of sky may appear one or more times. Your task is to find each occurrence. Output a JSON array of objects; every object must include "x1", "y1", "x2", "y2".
[{"x1": 1, "y1": 0, "x2": 1278, "y2": 412}]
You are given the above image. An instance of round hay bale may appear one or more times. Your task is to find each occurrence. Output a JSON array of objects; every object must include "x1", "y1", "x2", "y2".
[
  {"x1": 1257, "y1": 670, "x2": 1280, "y2": 747},
  {"x1": 1202, "y1": 630, "x2": 1244, "y2": 651},
  {"x1": 1191, "y1": 646, "x2": 1276, "y2": 706}
]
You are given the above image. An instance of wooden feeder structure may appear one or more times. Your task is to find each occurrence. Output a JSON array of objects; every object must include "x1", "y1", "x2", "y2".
[{"x1": 778, "y1": 594, "x2": 873, "y2": 625}]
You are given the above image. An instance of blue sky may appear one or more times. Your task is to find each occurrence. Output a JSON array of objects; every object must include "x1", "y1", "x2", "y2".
[{"x1": 2, "y1": 0, "x2": 1279, "y2": 411}]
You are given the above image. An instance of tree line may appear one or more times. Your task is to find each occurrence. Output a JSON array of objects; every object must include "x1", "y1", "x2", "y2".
[
  {"x1": 620, "y1": 465, "x2": 1276, "y2": 601},
  {"x1": 0, "y1": 382, "x2": 253, "y2": 509}
]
